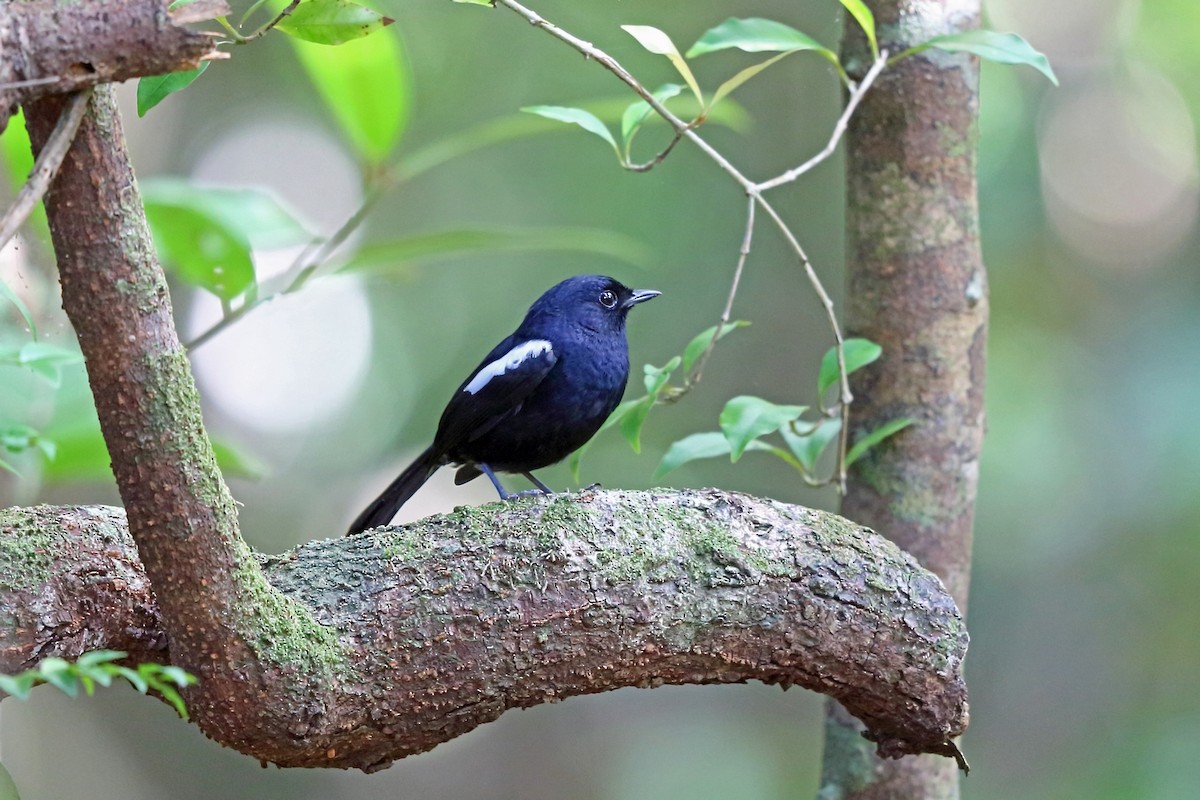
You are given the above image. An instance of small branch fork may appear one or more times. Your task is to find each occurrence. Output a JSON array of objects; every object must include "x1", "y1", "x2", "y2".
[{"x1": 494, "y1": 0, "x2": 888, "y2": 491}]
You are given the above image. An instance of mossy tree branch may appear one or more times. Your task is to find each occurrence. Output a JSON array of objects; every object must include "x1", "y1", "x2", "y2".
[
  {"x1": 1, "y1": 490, "x2": 968, "y2": 772},
  {"x1": 0, "y1": 0, "x2": 226, "y2": 131}
]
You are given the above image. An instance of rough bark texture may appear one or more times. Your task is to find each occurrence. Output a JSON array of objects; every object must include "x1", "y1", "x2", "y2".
[
  {"x1": 0, "y1": 0, "x2": 224, "y2": 131},
  {"x1": 1, "y1": 490, "x2": 968, "y2": 771},
  {"x1": 23, "y1": 85, "x2": 302, "y2": 767},
  {"x1": 821, "y1": 1, "x2": 986, "y2": 797}
]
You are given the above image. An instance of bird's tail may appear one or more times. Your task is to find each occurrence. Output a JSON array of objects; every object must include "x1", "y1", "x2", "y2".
[{"x1": 346, "y1": 447, "x2": 440, "y2": 535}]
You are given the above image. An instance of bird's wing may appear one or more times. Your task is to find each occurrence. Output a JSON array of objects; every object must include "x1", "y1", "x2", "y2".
[{"x1": 434, "y1": 336, "x2": 560, "y2": 448}]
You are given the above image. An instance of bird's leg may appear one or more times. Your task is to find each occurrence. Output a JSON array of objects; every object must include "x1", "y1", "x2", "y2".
[
  {"x1": 478, "y1": 463, "x2": 512, "y2": 500},
  {"x1": 521, "y1": 471, "x2": 554, "y2": 495}
]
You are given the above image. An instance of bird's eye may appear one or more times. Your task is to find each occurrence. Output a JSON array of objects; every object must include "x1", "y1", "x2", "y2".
[{"x1": 599, "y1": 290, "x2": 618, "y2": 309}]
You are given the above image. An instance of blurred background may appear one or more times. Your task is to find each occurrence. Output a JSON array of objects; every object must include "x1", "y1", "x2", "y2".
[{"x1": 2, "y1": 0, "x2": 1197, "y2": 797}]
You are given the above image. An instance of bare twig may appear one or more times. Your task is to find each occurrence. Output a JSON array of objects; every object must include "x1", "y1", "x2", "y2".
[
  {"x1": 756, "y1": 51, "x2": 889, "y2": 192},
  {"x1": 0, "y1": 89, "x2": 91, "y2": 251}
]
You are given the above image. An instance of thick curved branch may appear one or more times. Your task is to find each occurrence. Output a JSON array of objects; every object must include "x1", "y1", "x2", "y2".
[
  {"x1": 0, "y1": 0, "x2": 226, "y2": 130},
  {"x1": 1, "y1": 489, "x2": 968, "y2": 771}
]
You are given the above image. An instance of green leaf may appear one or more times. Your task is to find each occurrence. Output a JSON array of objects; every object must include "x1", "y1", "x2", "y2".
[
  {"x1": 75, "y1": 649, "x2": 127, "y2": 669},
  {"x1": 686, "y1": 17, "x2": 837, "y2": 63},
  {"x1": 818, "y1": 338, "x2": 882, "y2": 398},
  {"x1": 399, "y1": 96, "x2": 747, "y2": 181},
  {"x1": 288, "y1": 10, "x2": 409, "y2": 163},
  {"x1": 621, "y1": 25, "x2": 703, "y2": 105},
  {"x1": 211, "y1": 439, "x2": 269, "y2": 480},
  {"x1": 838, "y1": 0, "x2": 878, "y2": 59},
  {"x1": 621, "y1": 83, "x2": 683, "y2": 154},
  {"x1": 0, "y1": 756, "x2": 21, "y2": 800},
  {"x1": 37, "y1": 658, "x2": 78, "y2": 697},
  {"x1": 111, "y1": 665, "x2": 148, "y2": 694},
  {"x1": 0, "y1": 670, "x2": 38, "y2": 699},
  {"x1": 568, "y1": 398, "x2": 641, "y2": 481},
  {"x1": 719, "y1": 395, "x2": 807, "y2": 462},
  {"x1": 781, "y1": 417, "x2": 841, "y2": 473},
  {"x1": 846, "y1": 417, "x2": 915, "y2": 466},
  {"x1": 618, "y1": 395, "x2": 656, "y2": 454},
  {"x1": 0, "y1": 277, "x2": 37, "y2": 340},
  {"x1": 521, "y1": 106, "x2": 620, "y2": 158},
  {"x1": 150, "y1": 664, "x2": 198, "y2": 688},
  {"x1": 136, "y1": 63, "x2": 210, "y2": 117},
  {"x1": 681, "y1": 320, "x2": 750, "y2": 373},
  {"x1": 144, "y1": 201, "x2": 256, "y2": 301},
  {"x1": 710, "y1": 52, "x2": 792, "y2": 109},
  {"x1": 12, "y1": 342, "x2": 84, "y2": 387},
  {"x1": 642, "y1": 356, "x2": 681, "y2": 396},
  {"x1": 275, "y1": 0, "x2": 393, "y2": 45},
  {"x1": 140, "y1": 179, "x2": 311, "y2": 249},
  {"x1": 338, "y1": 227, "x2": 649, "y2": 274},
  {"x1": 915, "y1": 30, "x2": 1058, "y2": 85},
  {"x1": 654, "y1": 431, "x2": 778, "y2": 478}
]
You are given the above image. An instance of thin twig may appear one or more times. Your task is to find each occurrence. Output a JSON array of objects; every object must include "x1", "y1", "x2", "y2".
[
  {"x1": 625, "y1": 129, "x2": 685, "y2": 173},
  {"x1": 0, "y1": 89, "x2": 92, "y2": 252},
  {"x1": 756, "y1": 51, "x2": 889, "y2": 192},
  {"x1": 685, "y1": 195, "x2": 755, "y2": 389}
]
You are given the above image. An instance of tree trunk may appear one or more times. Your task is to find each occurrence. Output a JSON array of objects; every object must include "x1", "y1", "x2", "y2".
[{"x1": 821, "y1": 1, "x2": 986, "y2": 797}]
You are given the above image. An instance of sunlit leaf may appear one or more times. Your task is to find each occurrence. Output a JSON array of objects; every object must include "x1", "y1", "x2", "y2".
[
  {"x1": 141, "y1": 179, "x2": 311, "y2": 249},
  {"x1": 719, "y1": 395, "x2": 807, "y2": 461},
  {"x1": 75, "y1": 650, "x2": 127, "y2": 668},
  {"x1": 846, "y1": 417, "x2": 916, "y2": 466},
  {"x1": 338, "y1": 226, "x2": 649, "y2": 275},
  {"x1": 288, "y1": 11, "x2": 409, "y2": 163},
  {"x1": 521, "y1": 106, "x2": 620, "y2": 158},
  {"x1": 275, "y1": 0, "x2": 393, "y2": 45},
  {"x1": 137, "y1": 63, "x2": 209, "y2": 117},
  {"x1": 817, "y1": 338, "x2": 882, "y2": 398},
  {"x1": 838, "y1": 0, "x2": 878, "y2": 58},
  {"x1": 621, "y1": 25, "x2": 704, "y2": 105},
  {"x1": 911, "y1": 30, "x2": 1058, "y2": 85},
  {"x1": 144, "y1": 201, "x2": 255, "y2": 301}
]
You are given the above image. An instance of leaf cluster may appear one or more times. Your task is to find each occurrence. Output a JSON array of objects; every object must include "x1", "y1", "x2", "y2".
[{"x1": 0, "y1": 651, "x2": 196, "y2": 720}]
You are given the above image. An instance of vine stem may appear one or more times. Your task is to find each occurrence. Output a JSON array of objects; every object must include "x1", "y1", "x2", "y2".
[{"x1": 495, "y1": 0, "x2": 885, "y2": 491}]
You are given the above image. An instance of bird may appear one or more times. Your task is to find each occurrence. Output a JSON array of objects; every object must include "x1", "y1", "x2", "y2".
[{"x1": 346, "y1": 274, "x2": 660, "y2": 535}]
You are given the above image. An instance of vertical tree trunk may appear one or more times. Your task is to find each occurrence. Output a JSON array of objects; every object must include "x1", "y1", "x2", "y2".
[{"x1": 820, "y1": 1, "x2": 986, "y2": 797}]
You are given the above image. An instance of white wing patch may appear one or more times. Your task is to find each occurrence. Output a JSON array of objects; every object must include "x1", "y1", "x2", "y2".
[{"x1": 463, "y1": 339, "x2": 554, "y2": 395}]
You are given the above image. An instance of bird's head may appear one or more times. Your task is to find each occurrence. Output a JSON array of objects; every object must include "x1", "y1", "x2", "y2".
[{"x1": 529, "y1": 274, "x2": 660, "y2": 334}]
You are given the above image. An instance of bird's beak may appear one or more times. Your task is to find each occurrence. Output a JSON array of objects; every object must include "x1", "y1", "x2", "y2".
[{"x1": 623, "y1": 289, "x2": 661, "y2": 309}]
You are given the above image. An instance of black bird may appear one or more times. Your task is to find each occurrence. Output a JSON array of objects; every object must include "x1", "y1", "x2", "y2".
[{"x1": 347, "y1": 274, "x2": 660, "y2": 535}]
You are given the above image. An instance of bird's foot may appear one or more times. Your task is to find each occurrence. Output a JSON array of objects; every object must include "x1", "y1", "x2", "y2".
[{"x1": 506, "y1": 488, "x2": 554, "y2": 500}]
